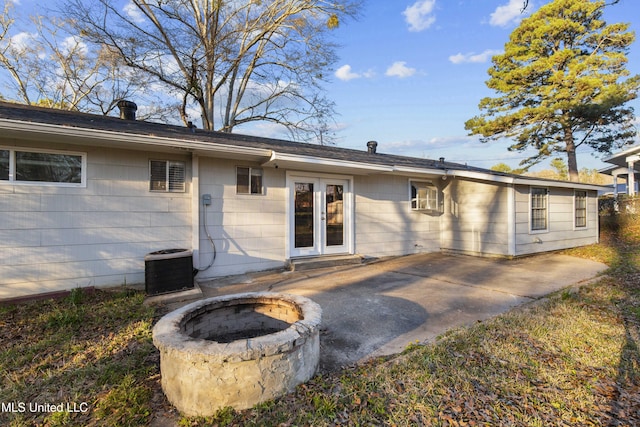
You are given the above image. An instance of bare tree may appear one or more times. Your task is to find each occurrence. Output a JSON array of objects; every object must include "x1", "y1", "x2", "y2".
[
  {"x1": 61, "y1": 0, "x2": 358, "y2": 140},
  {"x1": 0, "y1": 2, "x2": 35, "y2": 105},
  {"x1": 0, "y1": 2, "x2": 173, "y2": 119}
]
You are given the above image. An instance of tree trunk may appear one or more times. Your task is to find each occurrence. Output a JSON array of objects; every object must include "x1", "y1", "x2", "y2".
[
  {"x1": 563, "y1": 126, "x2": 579, "y2": 182},
  {"x1": 222, "y1": 66, "x2": 238, "y2": 133}
]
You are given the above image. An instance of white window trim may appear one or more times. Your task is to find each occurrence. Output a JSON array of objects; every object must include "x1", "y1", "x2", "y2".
[
  {"x1": 530, "y1": 186, "x2": 549, "y2": 233},
  {"x1": 236, "y1": 166, "x2": 264, "y2": 196},
  {"x1": 574, "y1": 190, "x2": 588, "y2": 229},
  {"x1": 149, "y1": 159, "x2": 186, "y2": 193},
  {"x1": 0, "y1": 146, "x2": 87, "y2": 188},
  {"x1": 409, "y1": 180, "x2": 439, "y2": 212}
]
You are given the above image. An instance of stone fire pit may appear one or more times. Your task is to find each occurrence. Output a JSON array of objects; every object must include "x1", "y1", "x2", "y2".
[{"x1": 152, "y1": 292, "x2": 322, "y2": 416}]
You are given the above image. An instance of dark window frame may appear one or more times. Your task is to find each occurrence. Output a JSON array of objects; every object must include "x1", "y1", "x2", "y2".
[
  {"x1": 236, "y1": 166, "x2": 263, "y2": 195},
  {"x1": 150, "y1": 160, "x2": 186, "y2": 192}
]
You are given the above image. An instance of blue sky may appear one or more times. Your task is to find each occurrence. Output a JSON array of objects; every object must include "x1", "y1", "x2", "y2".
[{"x1": 323, "y1": 0, "x2": 640, "y2": 172}]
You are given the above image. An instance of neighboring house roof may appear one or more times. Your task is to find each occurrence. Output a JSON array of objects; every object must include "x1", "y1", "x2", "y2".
[
  {"x1": 600, "y1": 144, "x2": 640, "y2": 196},
  {"x1": 0, "y1": 101, "x2": 603, "y2": 190},
  {"x1": 601, "y1": 144, "x2": 640, "y2": 172}
]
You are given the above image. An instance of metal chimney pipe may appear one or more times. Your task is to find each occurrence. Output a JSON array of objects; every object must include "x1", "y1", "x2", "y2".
[
  {"x1": 367, "y1": 140, "x2": 378, "y2": 154},
  {"x1": 117, "y1": 100, "x2": 137, "y2": 120}
]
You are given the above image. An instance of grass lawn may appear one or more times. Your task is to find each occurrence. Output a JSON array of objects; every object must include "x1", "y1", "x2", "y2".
[{"x1": 1, "y1": 213, "x2": 638, "y2": 426}]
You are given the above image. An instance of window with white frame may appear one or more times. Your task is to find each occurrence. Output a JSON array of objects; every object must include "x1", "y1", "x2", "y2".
[
  {"x1": 0, "y1": 147, "x2": 85, "y2": 186},
  {"x1": 575, "y1": 190, "x2": 587, "y2": 228},
  {"x1": 236, "y1": 166, "x2": 263, "y2": 195},
  {"x1": 531, "y1": 187, "x2": 548, "y2": 231},
  {"x1": 410, "y1": 181, "x2": 438, "y2": 211},
  {"x1": 150, "y1": 160, "x2": 186, "y2": 192}
]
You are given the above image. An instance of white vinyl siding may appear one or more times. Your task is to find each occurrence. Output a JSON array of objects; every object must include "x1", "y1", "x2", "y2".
[
  {"x1": 197, "y1": 159, "x2": 283, "y2": 278},
  {"x1": 1, "y1": 144, "x2": 191, "y2": 299},
  {"x1": 355, "y1": 175, "x2": 441, "y2": 258},
  {"x1": 440, "y1": 179, "x2": 510, "y2": 256},
  {"x1": 514, "y1": 186, "x2": 598, "y2": 256}
]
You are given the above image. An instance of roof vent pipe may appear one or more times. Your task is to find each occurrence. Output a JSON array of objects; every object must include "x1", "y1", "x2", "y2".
[
  {"x1": 367, "y1": 140, "x2": 378, "y2": 154},
  {"x1": 117, "y1": 100, "x2": 137, "y2": 120}
]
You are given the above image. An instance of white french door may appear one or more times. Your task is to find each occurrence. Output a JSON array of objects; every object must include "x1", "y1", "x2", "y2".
[{"x1": 288, "y1": 175, "x2": 352, "y2": 258}]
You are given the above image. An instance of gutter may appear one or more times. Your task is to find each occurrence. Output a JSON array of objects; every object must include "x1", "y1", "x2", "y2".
[
  {"x1": 263, "y1": 151, "x2": 395, "y2": 173},
  {"x1": 448, "y1": 169, "x2": 606, "y2": 191},
  {"x1": 0, "y1": 118, "x2": 272, "y2": 158},
  {"x1": 388, "y1": 166, "x2": 605, "y2": 191}
]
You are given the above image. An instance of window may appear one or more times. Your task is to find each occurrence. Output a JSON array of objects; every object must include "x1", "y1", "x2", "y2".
[
  {"x1": 531, "y1": 187, "x2": 548, "y2": 231},
  {"x1": 236, "y1": 167, "x2": 263, "y2": 194},
  {"x1": 410, "y1": 181, "x2": 438, "y2": 211},
  {"x1": 575, "y1": 191, "x2": 587, "y2": 228},
  {"x1": 0, "y1": 147, "x2": 85, "y2": 186},
  {"x1": 0, "y1": 149, "x2": 8, "y2": 181},
  {"x1": 150, "y1": 160, "x2": 186, "y2": 192}
]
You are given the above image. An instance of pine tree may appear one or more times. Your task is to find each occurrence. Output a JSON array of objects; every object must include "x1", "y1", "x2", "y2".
[{"x1": 465, "y1": 0, "x2": 639, "y2": 181}]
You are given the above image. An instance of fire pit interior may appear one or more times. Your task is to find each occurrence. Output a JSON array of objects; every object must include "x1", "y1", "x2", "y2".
[
  {"x1": 152, "y1": 292, "x2": 322, "y2": 416},
  {"x1": 183, "y1": 298, "x2": 300, "y2": 343}
]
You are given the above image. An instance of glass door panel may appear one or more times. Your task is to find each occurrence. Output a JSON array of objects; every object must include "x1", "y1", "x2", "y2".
[
  {"x1": 325, "y1": 184, "x2": 344, "y2": 247},
  {"x1": 294, "y1": 182, "x2": 315, "y2": 248},
  {"x1": 289, "y1": 175, "x2": 350, "y2": 258}
]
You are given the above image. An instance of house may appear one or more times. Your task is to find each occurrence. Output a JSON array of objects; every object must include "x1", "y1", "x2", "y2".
[
  {"x1": 0, "y1": 102, "x2": 604, "y2": 299},
  {"x1": 600, "y1": 144, "x2": 640, "y2": 197}
]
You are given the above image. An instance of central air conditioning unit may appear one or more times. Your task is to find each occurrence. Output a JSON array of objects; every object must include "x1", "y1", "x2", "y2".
[{"x1": 144, "y1": 249, "x2": 194, "y2": 295}]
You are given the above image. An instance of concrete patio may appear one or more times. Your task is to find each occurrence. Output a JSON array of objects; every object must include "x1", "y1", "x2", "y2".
[{"x1": 162, "y1": 252, "x2": 608, "y2": 373}]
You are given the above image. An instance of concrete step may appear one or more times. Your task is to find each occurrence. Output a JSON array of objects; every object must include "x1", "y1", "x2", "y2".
[{"x1": 287, "y1": 254, "x2": 364, "y2": 272}]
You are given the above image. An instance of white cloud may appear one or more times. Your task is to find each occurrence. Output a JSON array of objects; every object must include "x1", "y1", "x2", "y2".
[
  {"x1": 3, "y1": 31, "x2": 44, "y2": 58},
  {"x1": 385, "y1": 61, "x2": 416, "y2": 78},
  {"x1": 489, "y1": 0, "x2": 530, "y2": 27},
  {"x1": 449, "y1": 49, "x2": 502, "y2": 64},
  {"x1": 403, "y1": 0, "x2": 436, "y2": 32},
  {"x1": 240, "y1": 121, "x2": 291, "y2": 140},
  {"x1": 361, "y1": 69, "x2": 376, "y2": 79},
  {"x1": 123, "y1": 1, "x2": 146, "y2": 24},
  {"x1": 427, "y1": 135, "x2": 477, "y2": 148},
  {"x1": 60, "y1": 36, "x2": 88, "y2": 56},
  {"x1": 335, "y1": 64, "x2": 375, "y2": 81},
  {"x1": 335, "y1": 64, "x2": 361, "y2": 81},
  {"x1": 8, "y1": 31, "x2": 37, "y2": 51},
  {"x1": 381, "y1": 136, "x2": 478, "y2": 159}
]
